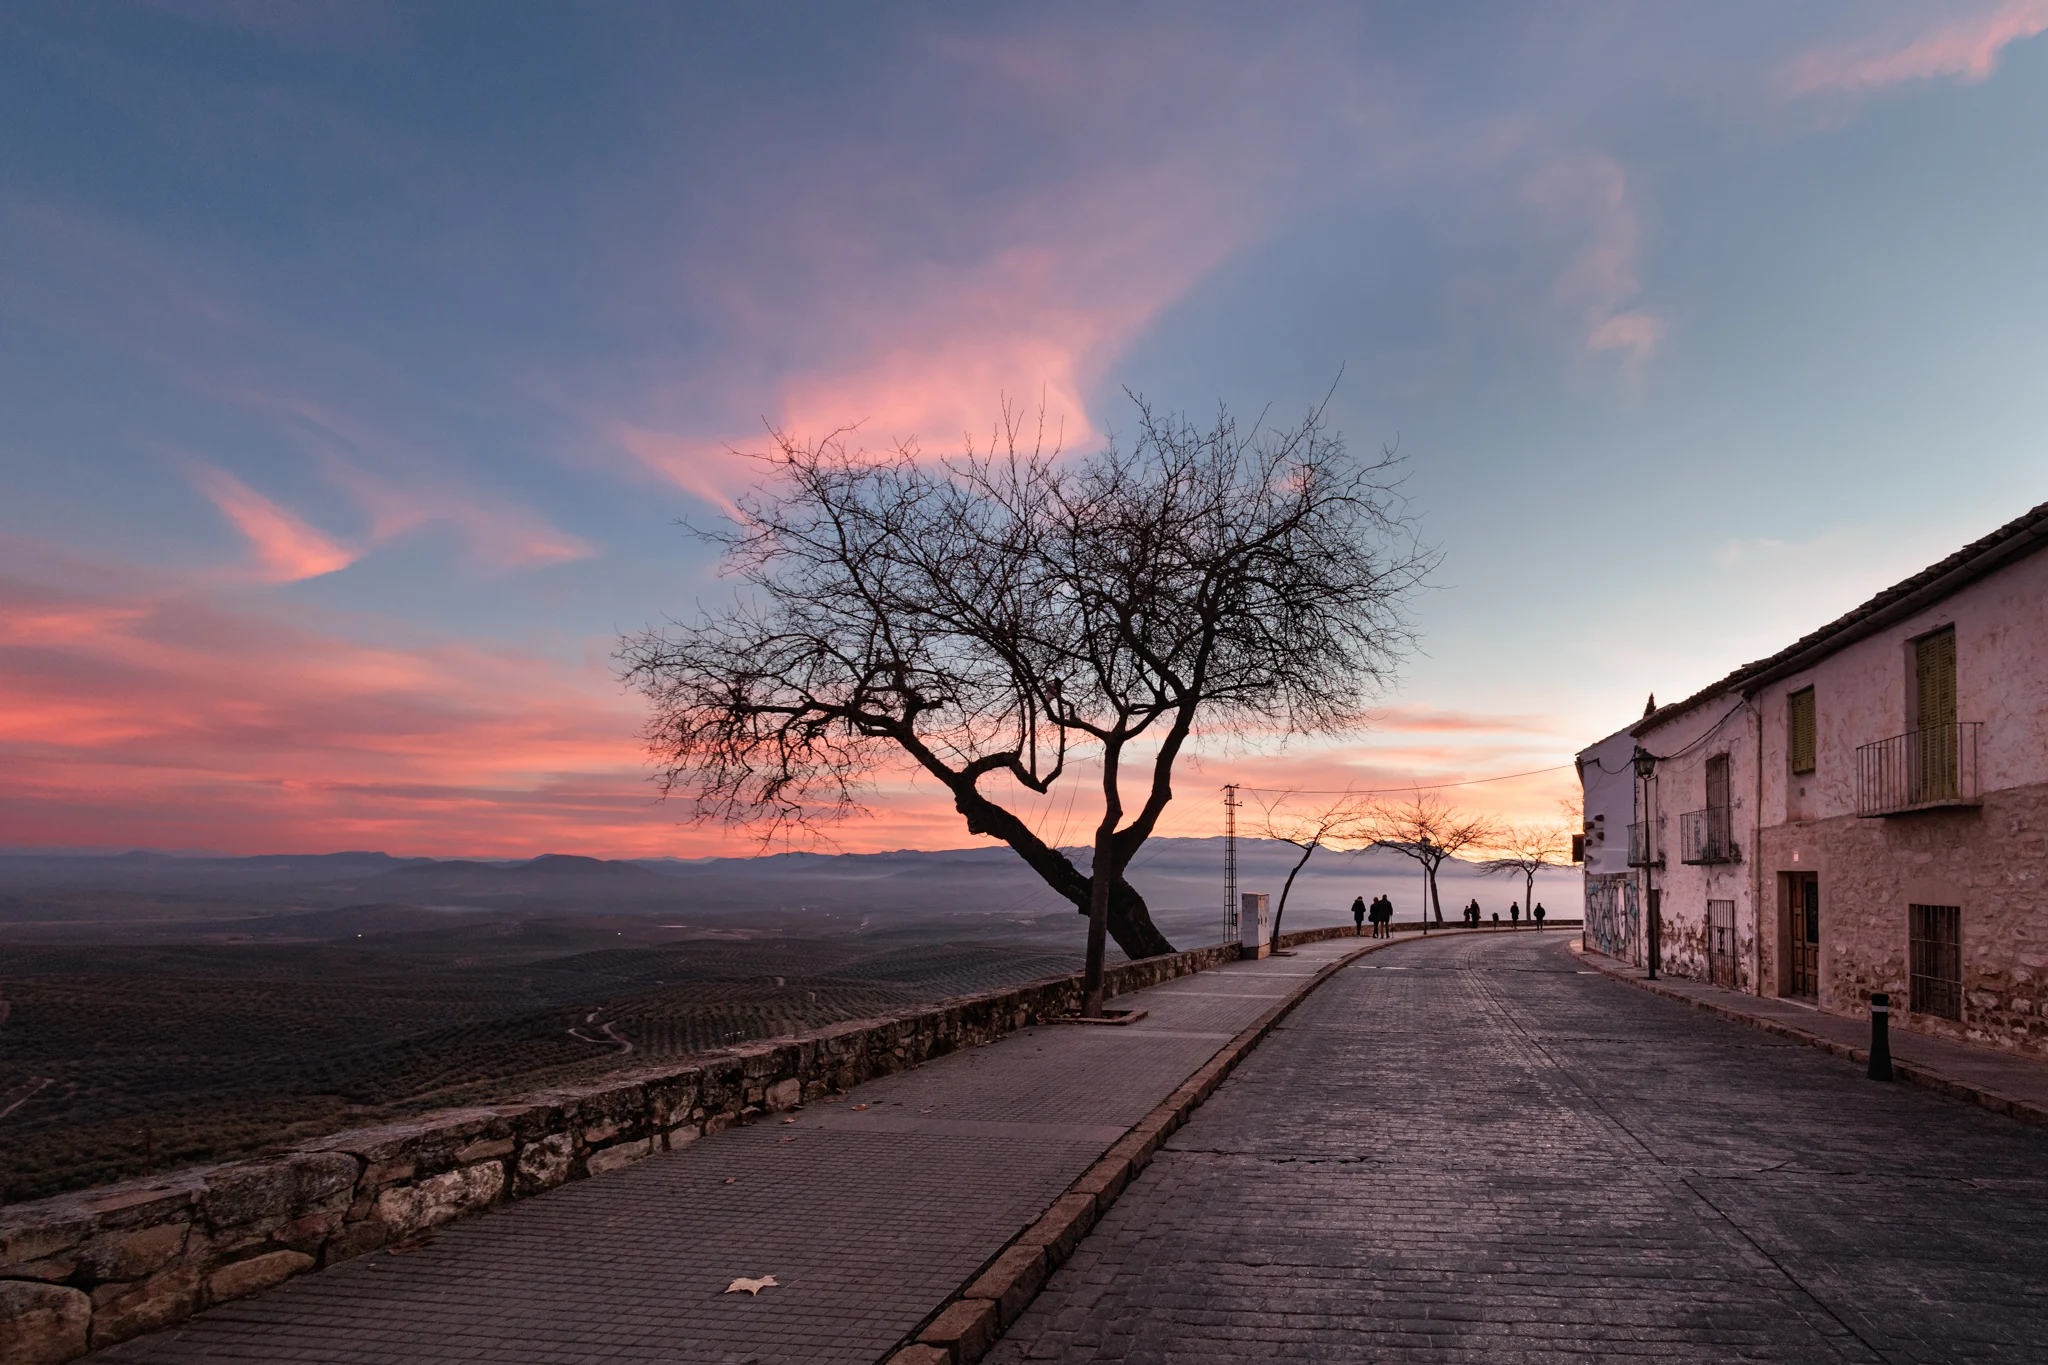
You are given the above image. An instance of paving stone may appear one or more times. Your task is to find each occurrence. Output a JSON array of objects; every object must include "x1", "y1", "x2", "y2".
[
  {"x1": 991, "y1": 930, "x2": 2048, "y2": 1363},
  {"x1": 88, "y1": 941, "x2": 1365, "y2": 1365}
]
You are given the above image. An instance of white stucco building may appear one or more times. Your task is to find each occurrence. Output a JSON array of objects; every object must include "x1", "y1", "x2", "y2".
[{"x1": 1579, "y1": 499, "x2": 2048, "y2": 1058}]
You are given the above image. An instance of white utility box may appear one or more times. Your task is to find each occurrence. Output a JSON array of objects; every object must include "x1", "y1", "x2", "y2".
[{"x1": 1239, "y1": 892, "x2": 1271, "y2": 959}]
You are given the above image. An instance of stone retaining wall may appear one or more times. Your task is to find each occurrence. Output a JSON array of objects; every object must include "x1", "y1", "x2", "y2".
[{"x1": 1, "y1": 938, "x2": 1245, "y2": 1364}]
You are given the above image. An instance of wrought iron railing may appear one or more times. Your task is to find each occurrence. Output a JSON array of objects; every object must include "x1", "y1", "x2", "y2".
[
  {"x1": 1856, "y1": 722, "x2": 1981, "y2": 816},
  {"x1": 1679, "y1": 807, "x2": 1740, "y2": 864},
  {"x1": 1626, "y1": 820, "x2": 1658, "y2": 867}
]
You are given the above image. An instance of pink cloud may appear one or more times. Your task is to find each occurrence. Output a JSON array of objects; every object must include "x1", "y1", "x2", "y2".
[
  {"x1": 188, "y1": 462, "x2": 358, "y2": 582},
  {"x1": 1525, "y1": 154, "x2": 1665, "y2": 374},
  {"x1": 609, "y1": 34, "x2": 1298, "y2": 498},
  {"x1": 620, "y1": 201, "x2": 1243, "y2": 492},
  {"x1": 1587, "y1": 311, "x2": 1666, "y2": 366},
  {"x1": 0, "y1": 537, "x2": 1582, "y2": 856},
  {"x1": 212, "y1": 392, "x2": 594, "y2": 571},
  {"x1": 1789, "y1": 0, "x2": 2048, "y2": 94},
  {"x1": 0, "y1": 542, "x2": 994, "y2": 856}
]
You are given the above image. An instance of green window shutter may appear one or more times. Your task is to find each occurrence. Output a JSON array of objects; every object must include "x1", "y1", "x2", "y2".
[
  {"x1": 1788, "y1": 688, "x2": 1816, "y2": 774},
  {"x1": 1916, "y1": 628, "x2": 1957, "y2": 730}
]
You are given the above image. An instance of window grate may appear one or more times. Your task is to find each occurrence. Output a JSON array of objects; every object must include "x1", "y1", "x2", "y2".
[{"x1": 1909, "y1": 904, "x2": 1961, "y2": 1021}]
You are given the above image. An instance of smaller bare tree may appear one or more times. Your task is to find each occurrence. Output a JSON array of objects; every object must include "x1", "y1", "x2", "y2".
[
  {"x1": 1362, "y1": 791, "x2": 1497, "y2": 926},
  {"x1": 1253, "y1": 792, "x2": 1374, "y2": 947},
  {"x1": 1479, "y1": 822, "x2": 1576, "y2": 925}
]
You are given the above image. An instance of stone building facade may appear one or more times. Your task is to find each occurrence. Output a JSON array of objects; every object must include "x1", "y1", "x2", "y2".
[{"x1": 1580, "y1": 500, "x2": 2048, "y2": 1059}]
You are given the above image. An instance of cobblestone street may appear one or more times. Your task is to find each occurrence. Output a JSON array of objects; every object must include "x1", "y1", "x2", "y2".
[{"x1": 991, "y1": 930, "x2": 2048, "y2": 1363}]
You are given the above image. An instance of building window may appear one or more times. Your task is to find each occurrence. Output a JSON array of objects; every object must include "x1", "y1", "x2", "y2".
[
  {"x1": 1909, "y1": 904, "x2": 1961, "y2": 1021},
  {"x1": 1788, "y1": 687, "x2": 1816, "y2": 774},
  {"x1": 1708, "y1": 900, "x2": 1735, "y2": 989},
  {"x1": 1913, "y1": 628, "x2": 1961, "y2": 802},
  {"x1": 1914, "y1": 627, "x2": 1957, "y2": 731}
]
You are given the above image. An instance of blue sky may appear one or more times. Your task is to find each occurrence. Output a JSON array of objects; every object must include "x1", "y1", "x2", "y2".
[{"x1": 4, "y1": 1, "x2": 2046, "y2": 854}]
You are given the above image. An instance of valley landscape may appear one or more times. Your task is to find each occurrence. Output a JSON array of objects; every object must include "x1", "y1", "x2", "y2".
[{"x1": 0, "y1": 840, "x2": 1580, "y2": 1203}]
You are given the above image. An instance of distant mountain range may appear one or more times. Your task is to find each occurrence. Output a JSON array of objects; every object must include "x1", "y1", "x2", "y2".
[{"x1": 0, "y1": 836, "x2": 1581, "y2": 940}]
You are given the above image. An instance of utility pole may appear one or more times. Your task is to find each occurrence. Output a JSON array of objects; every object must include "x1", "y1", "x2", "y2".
[{"x1": 1223, "y1": 784, "x2": 1240, "y2": 945}]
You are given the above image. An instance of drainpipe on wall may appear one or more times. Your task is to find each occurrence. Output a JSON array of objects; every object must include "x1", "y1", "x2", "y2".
[{"x1": 1752, "y1": 695, "x2": 1764, "y2": 997}]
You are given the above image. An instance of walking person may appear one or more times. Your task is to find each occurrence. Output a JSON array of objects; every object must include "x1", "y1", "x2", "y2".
[
  {"x1": 1510, "y1": 901, "x2": 1521, "y2": 927},
  {"x1": 1351, "y1": 895, "x2": 1367, "y2": 937},
  {"x1": 1373, "y1": 894, "x2": 1393, "y2": 938},
  {"x1": 1534, "y1": 902, "x2": 1547, "y2": 928}
]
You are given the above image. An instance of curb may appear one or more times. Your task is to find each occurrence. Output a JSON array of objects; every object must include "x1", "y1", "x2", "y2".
[
  {"x1": 881, "y1": 932, "x2": 1401, "y2": 1365},
  {"x1": 1569, "y1": 942, "x2": 2048, "y2": 1132}
]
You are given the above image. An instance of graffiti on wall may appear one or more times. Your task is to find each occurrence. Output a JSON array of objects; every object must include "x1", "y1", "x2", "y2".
[{"x1": 1584, "y1": 873, "x2": 1639, "y2": 963}]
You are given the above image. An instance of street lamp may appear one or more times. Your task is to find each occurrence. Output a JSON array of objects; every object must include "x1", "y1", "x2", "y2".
[
  {"x1": 1632, "y1": 745, "x2": 1658, "y2": 979},
  {"x1": 1418, "y1": 835, "x2": 1434, "y2": 933}
]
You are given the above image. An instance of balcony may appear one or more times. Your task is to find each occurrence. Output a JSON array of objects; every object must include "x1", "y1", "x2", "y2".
[
  {"x1": 1626, "y1": 820, "x2": 1660, "y2": 867},
  {"x1": 1857, "y1": 722, "x2": 1982, "y2": 817},
  {"x1": 1679, "y1": 807, "x2": 1741, "y2": 864}
]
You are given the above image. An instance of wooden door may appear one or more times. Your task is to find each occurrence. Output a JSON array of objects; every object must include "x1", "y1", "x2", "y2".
[{"x1": 1787, "y1": 874, "x2": 1819, "y2": 999}]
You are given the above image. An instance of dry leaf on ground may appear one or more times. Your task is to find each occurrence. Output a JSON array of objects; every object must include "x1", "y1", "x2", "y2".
[{"x1": 725, "y1": 1275, "x2": 779, "y2": 1295}]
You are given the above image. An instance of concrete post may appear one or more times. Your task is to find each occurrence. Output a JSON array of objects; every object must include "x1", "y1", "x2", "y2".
[{"x1": 1239, "y1": 893, "x2": 1270, "y2": 960}]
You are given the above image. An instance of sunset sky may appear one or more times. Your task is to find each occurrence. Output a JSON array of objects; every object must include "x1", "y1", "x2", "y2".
[{"x1": 4, "y1": 2, "x2": 2047, "y2": 857}]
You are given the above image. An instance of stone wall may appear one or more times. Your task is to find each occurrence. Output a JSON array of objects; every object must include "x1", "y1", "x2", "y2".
[
  {"x1": 3, "y1": 937, "x2": 1258, "y2": 1363},
  {"x1": 1755, "y1": 777, "x2": 2048, "y2": 1060}
]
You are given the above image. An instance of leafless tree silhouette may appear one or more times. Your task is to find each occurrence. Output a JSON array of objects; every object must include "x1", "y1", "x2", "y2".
[
  {"x1": 618, "y1": 394, "x2": 1432, "y2": 1014},
  {"x1": 1253, "y1": 792, "x2": 1375, "y2": 946},
  {"x1": 1362, "y1": 791, "x2": 1498, "y2": 927},
  {"x1": 1479, "y1": 822, "x2": 1576, "y2": 923}
]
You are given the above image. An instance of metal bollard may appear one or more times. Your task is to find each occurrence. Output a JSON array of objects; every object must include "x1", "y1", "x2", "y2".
[{"x1": 1867, "y1": 992, "x2": 1894, "y2": 1082}]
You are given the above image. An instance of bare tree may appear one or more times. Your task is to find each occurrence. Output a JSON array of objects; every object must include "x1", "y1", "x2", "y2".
[
  {"x1": 618, "y1": 395, "x2": 1432, "y2": 1015},
  {"x1": 1253, "y1": 792, "x2": 1374, "y2": 947},
  {"x1": 1362, "y1": 791, "x2": 1497, "y2": 927},
  {"x1": 1478, "y1": 822, "x2": 1576, "y2": 924}
]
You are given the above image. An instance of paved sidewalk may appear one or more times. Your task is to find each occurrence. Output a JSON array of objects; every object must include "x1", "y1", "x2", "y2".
[
  {"x1": 93, "y1": 935, "x2": 1377, "y2": 1365},
  {"x1": 1572, "y1": 942, "x2": 2048, "y2": 1126},
  {"x1": 993, "y1": 930, "x2": 2048, "y2": 1362}
]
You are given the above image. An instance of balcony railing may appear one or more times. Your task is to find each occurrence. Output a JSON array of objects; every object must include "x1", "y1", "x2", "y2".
[
  {"x1": 1626, "y1": 820, "x2": 1659, "y2": 867},
  {"x1": 1857, "y1": 722, "x2": 1982, "y2": 817},
  {"x1": 1679, "y1": 806, "x2": 1740, "y2": 864}
]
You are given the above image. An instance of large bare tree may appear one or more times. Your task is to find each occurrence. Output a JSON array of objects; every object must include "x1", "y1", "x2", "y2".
[
  {"x1": 618, "y1": 395, "x2": 1431, "y2": 1015},
  {"x1": 1362, "y1": 791, "x2": 1497, "y2": 927},
  {"x1": 1478, "y1": 822, "x2": 1576, "y2": 923},
  {"x1": 1253, "y1": 792, "x2": 1374, "y2": 947}
]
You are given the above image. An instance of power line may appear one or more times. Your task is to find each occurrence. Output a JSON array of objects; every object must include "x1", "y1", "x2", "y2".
[{"x1": 1232, "y1": 761, "x2": 1576, "y2": 797}]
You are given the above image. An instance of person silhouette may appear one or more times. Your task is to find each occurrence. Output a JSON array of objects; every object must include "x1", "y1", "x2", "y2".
[
  {"x1": 1351, "y1": 895, "x2": 1367, "y2": 937},
  {"x1": 1534, "y1": 902, "x2": 1547, "y2": 928},
  {"x1": 1510, "y1": 901, "x2": 1521, "y2": 927}
]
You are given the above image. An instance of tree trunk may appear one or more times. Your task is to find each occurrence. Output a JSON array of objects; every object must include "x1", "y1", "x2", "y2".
[
  {"x1": 1081, "y1": 831, "x2": 1126, "y2": 1017},
  {"x1": 1425, "y1": 864, "x2": 1441, "y2": 928},
  {"x1": 949, "y1": 779, "x2": 1175, "y2": 961},
  {"x1": 1270, "y1": 843, "x2": 1316, "y2": 950},
  {"x1": 1081, "y1": 746, "x2": 1126, "y2": 1018},
  {"x1": 1101, "y1": 878, "x2": 1174, "y2": 960}
]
